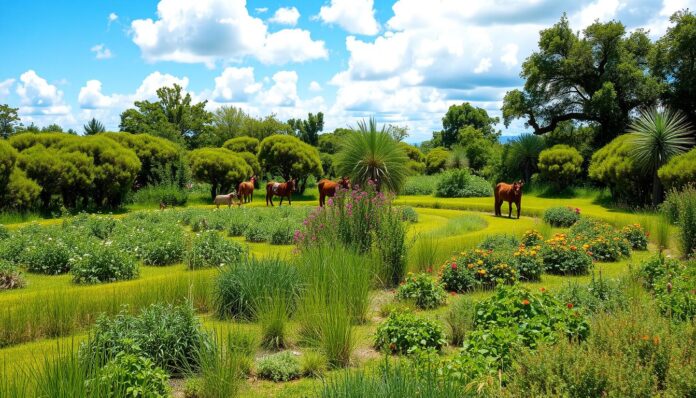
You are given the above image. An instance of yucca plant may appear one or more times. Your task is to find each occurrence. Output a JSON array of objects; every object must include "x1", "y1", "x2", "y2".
[
  {"x1": 505, "y1": 134, "x2": 545, "y2": 183},
  {"x1": 629, "y1": 107, "x2": 694, "y2": 206},
  {"x1": 336, "y1": 117, "x2": 409, "y2": 192}
]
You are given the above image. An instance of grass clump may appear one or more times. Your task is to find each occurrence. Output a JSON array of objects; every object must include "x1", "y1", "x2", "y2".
[{"x1": 186, "y1": 231, "x2": 245, "y2": 269}]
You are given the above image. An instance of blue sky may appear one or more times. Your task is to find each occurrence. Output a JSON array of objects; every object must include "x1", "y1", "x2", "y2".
[{"x1": 0, "y1": 0, "x2": 693, "y2": 143}]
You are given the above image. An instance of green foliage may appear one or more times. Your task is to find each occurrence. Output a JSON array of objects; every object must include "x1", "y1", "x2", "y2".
[
  {"x1": 0, "y1": 259, "x2": 25, "y2": 290},
  {"x1": 441, "y1": 102, "x2": 500, "y2": 147},
  {"x1": 258, "y1": 289, "x2": 291, "y2": 350},
  {"x1": 20, "y1": 228, "x2": 76, "y2": 274},
  {"x1": 256, "y1": 351, "x2": 301, "y2": 382},
  {"x1": 399, "y1": 142, "x2": 424, "y2": 162},
  {"x1": 659, "y1": 147, "x2": 696, "y2": 190},
  {"x1": 501, "y1": 134, "x2": 546, "y2": 182},
  {"x1": 540, "y1": 233, "x2": 593, "y2": 275},
  {"x1": 478, "y1": 234, "x2": 519, "y2": 251},
  {"x1": 445, "y1": 298, "x2": 475, "y2": 346},
  {"x1": 376, "y1": 206, "x2": 409, "y2": 287},
  {"x1": 589, "y1": 134, "x2": 651, "y2": 204},
  {"x1": 663, "y1": 185, "x2": 696, "y2": 257},
  {"x1": 235, "y1": 151, "x2": 261, "y2": 178},
  {"x1": 131, "y1": 183, "x2": 188, "y2": 206},
  {"x1": 257, "y1": 134, "x2": 323, "y2": 190},
  {"x1": 86, "y1": 348, "x2": 170, "y2": 397},
  {"x1": 653, "y1": 260, "x2": 696, "y2": 321},
  {"x1": 70, "y1": 242, "x2": 139, "y2": 284},
  {"x1": 301, "y1": 350, "x2": 327, "y2": 378},
  {"x1": 400, "y1": 174, "x2": 439, "y2": 196},
  {"x1": 186, "y1": 231, "x2": 245, "y2": 269},
  {"x1": 2, "y1": 167, "x2": 40, "y2": 211},
  {"x1": 543, "y1": 206, "x2": 580, "y2": 227},
  {"x1": 81, "y1": 303, "x2": 207, "y2": 374},
  {"x1": 213, "y1": 257, "x2": 301, "y2": 320},
  {"x1": 335, "y1": 118, "x2": 408, "y2": 193},
  {"x1": 435, "y1": 169, "x2": 493, "y2": 198},
  {"x1": 425, "y1": 147, "x2": 449, "y2": 174},
  {"x1": 639, "y1": 254, "x2": 681, "y2": 290},
  {"x1": 569, "y1": 218, "x2": 632, "y2": 262},
  {"x1": 203, "y1": 105, "x2": 251, "y2": 147},
  {"x1": 439, "y1": 248, "x2": 517, "y2": 292},
  {"x1": 537, "y1": 144, "x2": 583, "y2": 190},
  {"x1": 396, "y1": 273, "x2": 447, "y2": 309},
  {"x1": 374, "y1": 310, "x2": 446, "y2": 354},
  {"x1": 0, "y1": 139, "x2": 18, "y2": 190},
  {"x1": 288, "y1": 112, "x2": 324, "y2": 146},
  {"x1": 0, "y1": 104, "x2": 21, "y2": 139},
  {"x1": 222, "y1": 136, "x2": 260, "y2": 154},
  {"x1": 521, "y1": 229, "x2": 544, "y2": 246},
  {"x1": 556, "y1": 275, "x2": 628, "y2": 314},
  {"x1": 511, "y1": 244, "x2": 544, "y2": 282},
  {"x1": 189, "y1": 148, "x2": 252, "y2": 199},
  {"x1": 621, "y1": 223, "x2": 649, "y2": 250},
  {"x1": 502, "y1": 16, "x2": 662, "y2": 149},
  {"x1": 83, "y1": 118, "x2": 105, "y2": 135},
  {"x1": 399, "y1": 206, "x2": 418, "y2": 223}
]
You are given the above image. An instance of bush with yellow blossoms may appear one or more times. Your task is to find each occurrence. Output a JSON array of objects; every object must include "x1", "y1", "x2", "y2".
[
  {"x1": 439, "y1": 249, "x2": 516, "y2": 292},
  {"x1": 569, "y1": 218, "x2": 631, "y2": 262},
  {"x1": 621, "y1": 223, "x2": 649, "y2": 250},
  {"x1": 512, "y1": 244, "x2": 543, "y2": 281},
  {"x1": 539, "y1": 233, "x2": 593, "y2": 275}
]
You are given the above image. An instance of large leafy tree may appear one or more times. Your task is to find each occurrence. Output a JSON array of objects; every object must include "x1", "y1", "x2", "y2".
[
  {"x1": 119, "y1": 84, "x2": 212, "y2": 148},
  {"x1": 651, "y1": 10, "x2": 696, "y2": 129},
  {"x1": 441, "y1": 102, "x2": 499, "y2": 148},
  {"x1": 257, "y1": 134, "x2": 323, "y2": 193},
  {"x1": 199, "y1": 105, "x2": 250, "y2": 147},
  {"x1": 188, "y1": 148, "x2": 252, "y2": 199},
  {"x1": 628, "y1": 107, "x2": 694, "y2": 205},
  {"x1": 244, "y1": 115, "x2": 293, "y2": 140},
  {"x1": 335, "y1": 118, "x2": 409, "y2": 192},
  {"x1": 502, "y1": 16, "x2": 662, "y2": 148},
  {"x1": 222, "y1": 136, "x2": 260, "y2": 154},
  {"x1": 288, "y1": 112, "x2": 324, "y2": 146},
  {"x1": 0, "y1": 104, "x2": 20, "y2": 139}
]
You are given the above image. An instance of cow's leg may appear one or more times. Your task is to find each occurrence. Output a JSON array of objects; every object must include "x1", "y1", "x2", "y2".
[
  {"x1": 508, "y1": 202, "x2": 512, "y2": 218},
  {"x1": 516, "y1": 201, "x2": 521, "y2": 219},
  {"x1": 279, "y1": 196, "x2": 284, "y2": 206},
  {"x1": 319, "y1": 193, "x2": 324, "y2": 207},
  {"x1": 288, "y1": 195, "x2": 292, "y2": 206}
]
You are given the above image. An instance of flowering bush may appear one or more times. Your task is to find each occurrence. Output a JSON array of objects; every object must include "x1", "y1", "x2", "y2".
[
  {"x1": 439, "y1": 249, "x2": 516, "y2": 292},
  {"x1": 540, "y1": 233, "x2": 593, "y2": 275},
  {"x1": 639, "y1": 255, "x2": 682, "y2": 290},
  {"x1": 374, "y1": 310, "x2": 446, "y2": 354},
  {"x1": 70, "y1": 242, "x2": 139, "y2": 284},
  {"x1": 186, "y1": 231, "x2": 245, "y2": 269},
  {"x1": 396, "y1": 273, "x2": 447, "y2": 309},
  {"x1": 569, "y1": 218, "x2": 631, "y2": 262},
  {"x1": 512, "y1": 244, "x2": 543, "y2": 281},
  {"x1": 521, "y1": 229, "x2": 544, "y2": 246},
  {"x1": 622, "y1": 223, "x2": 649, "y2": 250},
  {"x1": 543, "y1": 206, "x2": 581, "y2": 227}
]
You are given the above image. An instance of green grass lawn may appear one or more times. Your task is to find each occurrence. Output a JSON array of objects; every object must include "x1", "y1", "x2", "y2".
[{"x1": 0, "y1": 191, "x2": 667, "y2": 396}]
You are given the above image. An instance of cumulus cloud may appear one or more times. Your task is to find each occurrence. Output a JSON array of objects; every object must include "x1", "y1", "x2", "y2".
[
  {"x1": 318, "y1": 0, "x2": 379, "y2": 35},
  {"x1": 0, "y1": 79, "x2": 14, "y2": 98},
  {"x1": 130, "y1": 0, "x2": 327, "y2": 66},
  {"x1": 269, "y1": 7, "x2": 300, "y2": 26},
  {"x1": 108, "y1": 12, "x2": 118, "y2": 23},
  {"x1": 15, "y1": 70, "x2": 71, "y2": 115},
  {"x1": 211, "y1": 67, "x2": 262, "y2": 102},
  {"x1": 91, "y1": 44, "x2": 113, "y2": 60},
  {"x1": 309, "y1": 81, "x2": 322, "y2": 92}
]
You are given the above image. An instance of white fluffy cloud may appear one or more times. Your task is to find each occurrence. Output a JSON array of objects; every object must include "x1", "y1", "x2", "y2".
[
  {"x1": 0, "y1": 79, "x2": 14, "y2": 98},
  {"x1": 131, "y1": 0, "x2": 327, "y2": 66},
  {"x1": 269, "y1": 7, "x2": 300, "y2": 26},
  {"x1": 16, "y1": 70, "x2": 71, "y2": 115},
  {"x1": 211, "y1": 67, "x2": 261, "y2": 102},
  {"x1": 90, "y1": 44, "x2": 113, "y2": 60},
  {"x1": 309, "y1": 81, "x2": 322, "y2": 92},
  {"x1": 318, "y1": 0, "x2": 379, "y2": 35},
  {"x1": 108, "y1": 12, "x2": 118, "y2": 23}
]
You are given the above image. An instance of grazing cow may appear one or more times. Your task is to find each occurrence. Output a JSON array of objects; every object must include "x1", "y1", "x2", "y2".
[
  {"x1": 317, "y1": 176, "x2": 351, "y2": 207},
  {"x1": 238, "y1": 176, "x2": 257, "y2": 204},
  {"x1": 266, "y1": 179, "x2": 296, "y2": 207},
  {"x1": 494, "y1": 180, "x2": 524, "y2": 219},
  {"x1": 213, "y1": 192, "x2": 239, "y2": 208}
]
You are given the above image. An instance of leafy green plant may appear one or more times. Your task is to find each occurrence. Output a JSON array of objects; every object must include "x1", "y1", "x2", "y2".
[
  {"x1": 85, "y1": 347, "x2": 170, "y2": 398},
  {"x1": 131, "y1": 183, "x2": 188, "y2": 206},
  {"x1": 539, "y1": 233, "x2": 593, "y2": 275},
  {"x1": 395, "y1": 273, "x2": 447, "y2": 309},
  {"x1": 569, "y1": 218, "x2": 631, "y2": 262},
  {"x1": 243, "y1": 223, "x2": 268, "y2": 243},
  {"x1": 537, "y1": 144, "x2": 583, "y2": 191},
  {"x1": 435, "y1": 169, "x2": 493, "y2": 198},
  {"x1": 621, "y1": 223, "x2": 649, "y2": 250},
  {"x1": 186, "y1": 231, "x2": 245, "y2": 269},
  {"x1": 256, "y1": 351, "x2": 301, "y2": 382},
  {"x1": 399, "y1": 206, "x2": 418, "y2": 223},
  {"x1": 439, "y1": 249, "x2": 517, "y2": 292},
  {"x1": 374, "y1": 310, "x2": 446, "y2": 354},
  {"x1": 543, "y1": 206, "x2": 580, "y2": 227},
  {"x1": 664, "y1": 185, "x2": 696, "y2": 257},
  {"x1": 556, "y1": 274, "x2": 628, "y2": 314},
  {"x1": 639, "y1": 254, "x2": 682, "y2": 290},
  {"x1": 0, "y1": 259, "x2": 25, "y2": 289},
  {"x1": 653, "y1": 260, "x2": 696, "y2": 321},
  {"x1": 521, "y1": 229, "x2": 544, "y2": 246},
  {"x1": 512, "y1": 244, "x2": 543, "y2": 281},
  {"x1": 269, "y1": 220, "x2": 294, "y2": 245},
  {"x1": 70, "y1": 242, "x2": 139, "y2": 284},
  {"x1": 400, "y1": 175, "x2": 439, "y2": 196},
  {"x1": 477, "y1": 234, "x2": 519, "y2": 251},
  {"x1": 21, "y1": 229, "x2": 74, "y2": 274}
]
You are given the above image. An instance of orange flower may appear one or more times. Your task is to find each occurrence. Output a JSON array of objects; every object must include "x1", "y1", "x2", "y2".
[
  {"x1": 641, "y1": 335, "x2": 649, "y2": 341},
  {"x1": 566, "y1": 303, "x2": 574, "y2": 309},
  {"x1": 521, "y1": 299, "x2": 530, "y2": 306},
  {"x1": 539, "y1": 287, "x2": 546, "y2": 293},
  {"x1": 652, "y1": 336, "x2": 660, "y2": 346}
]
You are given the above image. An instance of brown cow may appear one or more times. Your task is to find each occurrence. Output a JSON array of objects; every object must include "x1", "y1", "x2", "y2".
[
  {"x1": 266, "y1": 179, "x2": 296, "y2": 207},
  {"x1": 238, "y1": 176, "x2": 257, "y2": 204},
  {"x1": 317, "y1": 176, "x2": 350, "y2": 207},
  {"x1": 494, "y1": 180, "x2": 524, "y2": 219}
]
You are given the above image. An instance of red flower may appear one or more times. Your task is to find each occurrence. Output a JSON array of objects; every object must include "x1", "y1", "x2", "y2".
[
  {"x1": 451, "y1": 263, "x2": 457, "y2": 270},
  {"x1": 426, "y1": 267, "x2": 432, "y2": 273},
  {"x1": 566, "y1": 303, "x2": 574, "y2": 309},
  {"x1": 539, "y1": 287, "x2": 546, "y2": 293},
  {"x1": 521, "y1": 299, "x2": 530, "y2": 306}
]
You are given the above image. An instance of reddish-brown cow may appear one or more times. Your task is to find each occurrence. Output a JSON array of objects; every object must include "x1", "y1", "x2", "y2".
[
  {"x1": 238, "y1": 176, "x2": 256, "y2": 204},
  {"x1": 494, "y1": 180, "x2": 524, "y2": 219},
  {"x1": 317, "y1": 176, "x2": 350, "y2": 207},
  {"x1": 266, "y1": 178, "x2": 297, "y2": 207}
]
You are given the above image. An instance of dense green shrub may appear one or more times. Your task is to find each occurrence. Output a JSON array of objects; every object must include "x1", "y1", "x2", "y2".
[
  {"x1": 376, "y1": 206, "x2": 409, "y2": 287},
  {"x1": 0, "y1": 259, "x2": 25, "y2": 289},
  {"x1": 639, "y1": 255, "x2": 682, "y2": 290},
  {"x1": 70, "y1": 243, "x2": 139, "y2": 284},
  {"x1": 664, "y1": 186, "x2": 696, "y2": 258},
  {"x1": 189, "y1": 148, "x2": 253, "y2": 199},
  {"x1": 222, "y1": 136, "x2": 260, "y2": 154},
  {"x1": 569, "y1": 218, "x2": 631, "y2": 262},
  {"x1": 556, "y1": 275, "x2": 628, "y2": 314},
  {"x1": 269, "y1": 220, "x2": 294, "y2": 245},
  {"x1": 425, "y1": 147, "x2": 450, "y2": 174},
  {"x1": 658, "y1": 146, "x2": 696, "y2": 190},
  {"x1": 400, "y1": 175, "x2": 439, "y2": 196},
  {"x1": 258, "y1": 135, "x2": 323, "y2": 190},
  {"x1": 445, "y1": 298, "x2": 475, "y2": 346},
  {"x1": 539, "y1": 233, "x2": 593, "y2": 275},
  {"x1": 374, "y1": 310, "x2": 446, "y2": 354},
  {"x1": 589, "y1": 134, "x2": 651, "y2": 205},
  {"x1": 186, "y1": 231, "x2": 245, "y2": 269},
  {"x1": 86, "y1": 348, "x2": 170, "y2": 397},
  {"x1": 256, "y1": 351, "x2": 301, "y2": 382},
  {"x1": 440, "y1": 249, "x2": 517, "y2": 292},
  {"x1": 243, "y1": 223, "x2": 268, "y2": 243},
  {"x1": 435, "y1": 169, "x2": 493, "y2": 198},
  {"x1": 213, "y1": 257, "x2": 301, "y2": 320},
  {"x1": 396, "y1": 273, "x2": 447, "y2": 309},
  {"x1": 521, "y1": 229, "x2": 544, "y2": 246},
  {"x1": 537, "y1": 144, "x2": 583, "y2": 190},
  {"x1": 21, "y1": 229, "x2": 75, "y2": 274},
  {"x1": 399, "y1": 206, "x2": 418, "y2": 223},
  {"x1": 477, "y1": 234, "x2": 519, "y2": 251},
  {"x1": 0, "y1": 225, "x2": 9, "y2": 240},
  {"x1": 653, "y1": 260, "x2": 696, "y2": 321},
  {"x1": 621, "y1": 223, "x2": 649, "y2": 250},
  {"x1": 543, "y1": 206, "x2": 580, "y2": 227},
  {"x1": 512, "y1": 244, "x2": 543, "y2": 282},
  {"x1": 131, "y1": 184, "x2": 188, "y2": 206},
  {"x1": 301, "y1": 350, "x2": 327, "y2": 378},
  {"x1": 81, "y1": 303, "x2": 207, "y2": 374}
]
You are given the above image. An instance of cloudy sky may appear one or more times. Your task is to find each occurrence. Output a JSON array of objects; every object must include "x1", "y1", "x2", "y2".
[{"x1": 0, "y1": 0, "x2": 694, "y2": 142}]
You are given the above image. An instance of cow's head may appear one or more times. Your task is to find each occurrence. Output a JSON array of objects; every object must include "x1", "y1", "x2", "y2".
[{"x1": 513, "y1": 180, "x2": 525, "y2": 196}]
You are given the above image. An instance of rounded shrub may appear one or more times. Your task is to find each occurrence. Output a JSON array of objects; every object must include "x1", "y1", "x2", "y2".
[
  {"x1": 539, "y1": 233, "x2": 593, "y2": 275},
  {"x1": 244, "y1": 223, "x2": 268, "y2": 243},
  {"x1": 658, "y1": 147, "x2": 696, "y2": 191},
  {"x1": 512, "y1": 244, "x2": 543, "y2": 282},
  {"x1": 521, "y1": 229, "x2": 544, "y2": 246},
  {"x1": 22, "y1": 231, "x2": 73, "y2": 275},
  {"x1": 435, "y1": 169, "x2": 493, "y2": 198},
  {"x1": 269, "y1": 220, "x2": 294, "y2": 245},
  {"x1": 137, "y1": 227, "x2": 187, "y2": 266},
  {"x1": 537, "y1": 144, "x2": 583, "y2": 190},
  {"x1": 186, "y1": 231, "x2": 245, "y2": 269},
  {"x1": 440, "y1": 249, "x2": 517, "y2": 292},
  {"x1": 374, "y1": 310, "x2": 446, "y2": 354},
  {"x1": 256, "y1": 351, "x2": 301, "y2": 382},
  {"x1": 70, "y1": 243, "x2": 139, "y2": 284},
  {"x1": 543, "y1": 206, "x2": 580, "y2": 227},
  {"x1": 222, "y1": 136, "x2": 260, "y2": 154},
  {"x1": 396, "y1": 273, "x2": 447, "y2": 309},
  {"x1": 425, "y1": 147, "x2": 450, "y2": 174},
  {"x1": 569, "y1": 218, "x2": 631, "y2": 262}
]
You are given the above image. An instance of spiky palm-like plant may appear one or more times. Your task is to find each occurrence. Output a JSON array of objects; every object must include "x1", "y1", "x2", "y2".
[
  {"x1": 505, "y1": 134, "x2": 546, "y2": 183},
  {"x1": 83, "y1": 118, "x2": 106, "y2": 135},
  {"x1": 336, "y1": 118, "x2": 409, "y2": 193},
  {"x1": 629, "y1": 107, "x2": 694, "y2": 205}
]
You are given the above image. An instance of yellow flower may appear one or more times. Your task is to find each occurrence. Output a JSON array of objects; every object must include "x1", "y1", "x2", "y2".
[{"x1": 477, "y1": 260, "x2": 483, "y2": 265}]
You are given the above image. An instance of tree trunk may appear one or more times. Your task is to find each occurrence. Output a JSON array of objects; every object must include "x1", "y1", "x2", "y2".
[
  {"x1": 652, "y1": 171, "x2": 663, "y2": 207},
  {"x1": 210, "y1": 184, "x2": 217, "y2": 200}
]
